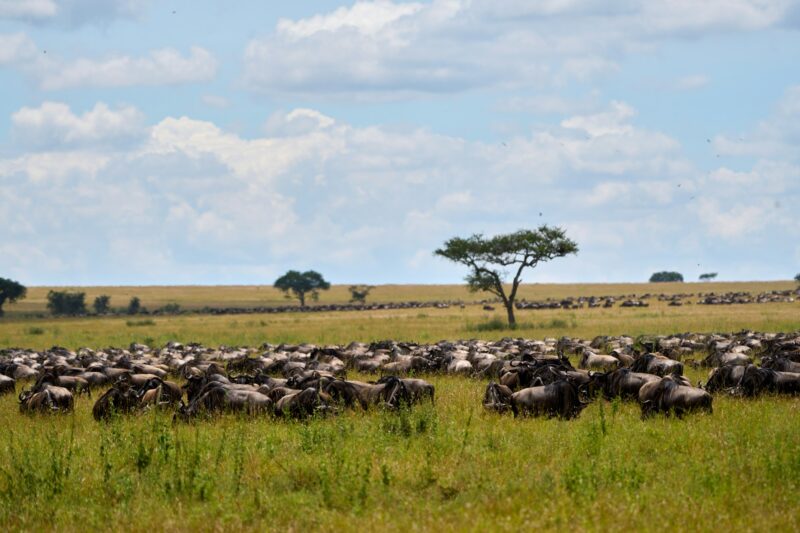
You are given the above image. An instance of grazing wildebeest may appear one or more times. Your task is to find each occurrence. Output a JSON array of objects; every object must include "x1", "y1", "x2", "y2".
[
  {"x1": 0, "y1": 374, "x2": 15, "y2": 395},
  {"x1": 760, "y1": 356, "x2": 800, "y2": 374},
  {"x1": 325, "y1": 376, "x2": 411, "y2": 410},
  {"x1": 739, "y1": 366, "x2": 800, "y2": 396},
  {"x1": 579, "y1": 351, "x2": 620, "y2": 371},
  {"x1": 631, "y1": 353, "x2": 683, "y2": 376},
  {"x1": 93, "y1": 383, "x2": 139, "y2": 420},
  {"x1": 274, "y1": 388, "x2": 333, "y2": 419},
  {"x1": 705, "y1": 364, "x2": 750, "y2": 393},
  {"x1": 19, "y1": 385, "x2": 74, "y2": 413},
  {"x1": 638, "y1": 376, "x2": 712, "y2": 418},
  {"x1": 510, "y1": 380, "x2": 588, "y2": 419},
  {"x1": 378, "y1": 377, "x2": 435, "y2": 405},
  {"x1": 589, "y1": 368, "x2": 661, "y2": 400},
  {"x1": 483, "y1": 382, "x2": 513, "y2": 413}
]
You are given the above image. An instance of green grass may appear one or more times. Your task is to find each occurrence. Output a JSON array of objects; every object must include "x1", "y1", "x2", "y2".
[
  {"x1": 0, "y1": 282, "x2": 799, "y2": 530},
  {"x1": 0, "y1": 373, "x2": 798, "y2": 531},
  {"x1": 1, "y1": 298, "x2": 798, "y2": 350}
]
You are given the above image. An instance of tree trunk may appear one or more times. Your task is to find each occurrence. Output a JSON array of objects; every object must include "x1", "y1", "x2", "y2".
[
  {"x1": 299, "y1": 292, "x2": 306, "y2": 307},
  {"x1": 505, "y1": 300, "x2": 516, "y2": 327}
]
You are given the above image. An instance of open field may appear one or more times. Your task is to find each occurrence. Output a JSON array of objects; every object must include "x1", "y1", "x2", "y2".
[
  {"x1": 8, "y1": 280, "x2": 796, "y2": 315},
  {"x1": 1, "y1": 301, "x2": 800, "y2": 350},
  {"x1": 1, "y1": 371, "x2": 799, "y2": 531},
  {"x1": 1, "y1": 281, "x2": 798, "y2": 350},
  {"x1": 1, "y1": 283, "x2": 799, "y2": 531}
]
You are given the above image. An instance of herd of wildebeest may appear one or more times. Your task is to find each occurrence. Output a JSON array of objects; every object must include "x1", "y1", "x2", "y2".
[
  {"x1": 82, "y1": 289, "x2": 795, "y2": 316},
  {"x1": 1, "y1": 330, "x2": 799, "y2": 422}
]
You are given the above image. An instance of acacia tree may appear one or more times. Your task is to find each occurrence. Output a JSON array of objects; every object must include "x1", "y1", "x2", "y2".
[
  {"x1": 435, "y1": 226, "x2": 578, "y2": 326},
  {"x1": 795, "y1": 273, "x2": 800, "y2": 286},
  {"x1": 0, "y1": 277, "x2": 26, "y2": 317},
  {"x1": 699, "y1": 272, "x2": 718, "y2": 281},
  {"x1": 348, "y1": 284, "x2": 375, "y2": 304},
  {"x1": 649, "y1": 271, "x2": 684, "y2": 282},
  {"x1": 274, "y1": 270, "x2": 331, "y2": 307}
]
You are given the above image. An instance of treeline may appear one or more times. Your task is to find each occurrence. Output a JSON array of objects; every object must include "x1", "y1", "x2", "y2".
[{"x1": 45, "y1": 291, "x2": 182, "y2": 317}]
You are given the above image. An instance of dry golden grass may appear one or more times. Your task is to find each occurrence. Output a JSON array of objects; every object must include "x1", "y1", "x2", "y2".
[
  {"x1": 0, "y1": 283, "x2": 797, "y2": 350},
  {"x1": 8, "y1": 280, "x2": 795, "y2": 314}
]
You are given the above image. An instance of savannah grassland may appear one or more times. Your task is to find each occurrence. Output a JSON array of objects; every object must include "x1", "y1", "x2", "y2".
[{"x1": 1, "y1": 282, "x2": 799, "y2": 532}]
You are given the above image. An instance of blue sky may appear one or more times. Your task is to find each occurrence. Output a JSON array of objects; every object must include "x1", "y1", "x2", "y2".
[{"x1": 0, "y1": 0, "x2": 798, "y2": 286}]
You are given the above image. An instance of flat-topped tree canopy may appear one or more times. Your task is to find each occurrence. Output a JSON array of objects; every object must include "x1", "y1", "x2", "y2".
[
  {"x1": 435, "y1": 226, "x2": 578, "y2": 326},
  {"x1": 274, "y1": 270, "x2": 331, "y2": 307},
  {"x1": 0, "y1": 277, "x2": 26, "y2": 317}
]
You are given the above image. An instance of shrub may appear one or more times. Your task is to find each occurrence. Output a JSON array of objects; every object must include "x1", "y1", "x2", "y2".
[
  {"x1": 93, "y1": 295, "x2": 111, "y2": 314},
  {"x1": 47, "y1": 290, "x2": 87, "y2": 316},
  {"x1": 127, "y1": 297, "x2": 141, "y2": 315},
  {"x1": 126, "y1": 319, "x2": 155, "y2": 327},
  {"x1": 158, "y1": 303, "x2": 181, "y2": 314},
  {"x1": 649, "y1": 271, "x2": 684, "y2": 282}
]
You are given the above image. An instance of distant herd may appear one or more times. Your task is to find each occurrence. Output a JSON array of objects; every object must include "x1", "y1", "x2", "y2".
[{"x1": 2, "y1": 330, "x2": 799, "y2": 422}]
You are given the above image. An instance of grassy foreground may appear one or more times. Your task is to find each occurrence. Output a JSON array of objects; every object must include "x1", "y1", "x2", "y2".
[
  {"x1": 1, "y1": 282, "x2": 799, "y2": 531},
  {"x1": 1, "y1": 372, "x2": 798, "y2": 531}
]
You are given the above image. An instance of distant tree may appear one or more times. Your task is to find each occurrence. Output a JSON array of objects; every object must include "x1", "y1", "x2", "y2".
[
  {"x1": 348, "y1": 285, "x2": 375, "y2": 304},
  {"x1": 699, "y1": 272, "x2": 718, "y2": 281},
  {"x1": 159, "y1": 303, "x2": 181, "y2": 314},
  {"x1": 274, "y1": 270, "x2": 331, "y2": 307},
  {"x1": 127, "y1": 296, "x2": 141, "y2": 315},
  {"x1": 649, "y1": 271, "x2": 684, "y2": 283},
  {"x1": 47, "y1": 290, "x2": 87, "y2": 316},
  {"x1": 435, "y1": 226, "x2": 579, "y2": 327},
  {"x1": 93, "y1": 295, "x2": 111, "y2": 314},
  {"x1": 795, "y1": 273, "x2": 800, "y2": 286},
  {"x1": 0, "y1": 277, "x2": 26, "y2": 317}
]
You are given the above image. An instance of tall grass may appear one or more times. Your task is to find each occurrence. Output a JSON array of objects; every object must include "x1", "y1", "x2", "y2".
[{"x1": 0, "y1": 374, "x2": 798, "y2": 530}]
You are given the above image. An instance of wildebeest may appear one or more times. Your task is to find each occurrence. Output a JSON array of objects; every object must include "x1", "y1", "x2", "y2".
[
  {"x1": 379, "y1": 377, "x2": 435, "y2": 405},
  {"x1": 579, "y1": 351, "x2": 620, "y2": 371},
  {"x1": 19, "y1": 384, "x2": 74, "y2": 413},
  {"x1": 177, "y1": 382, "x2": 274, "y2": 420},
  {"x1": 274, "y1": 387, "x2": 333, "y2": 419},
  {"x1": 588, "y1": 368, "x2": 660, "y2": 400},
  {"x1": 324, "y1": 376, "x2": 411, "y2": 410},
  {"x1": 705, "y1": 364, "x2": 750, "y2": 393},
  {"x1": 0, "y1": 374, "x2": 15, "y2": 395},
  {"x1": 483, "y1": 382, "x2": 513, "y2": 413},
  {"x1": 510, "y1": 380, "x2": 587, "y2": 419},
  {"x1": 631, "y1": 353, "x2": 683, "y2": 376},
  {"x1": 93, "y1": 382, "x2": 139, "y2": 420},
  {"x1": 760, "y1": 356, "x2": 800, "y2": 374},
  {"x1": 638, "y1": 376, "x2": 712, "y2": 418},
  {"x1": 738, "y1": 366, "x2": 800, "y2": 396}
]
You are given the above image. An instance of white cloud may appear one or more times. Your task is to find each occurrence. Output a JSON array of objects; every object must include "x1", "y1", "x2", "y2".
[
  {"x1": 12, "y1": 101, "x2": 145, "y2": 148},
  {"x1": 2, "y1": 98, "x2": 798, "y2": 284},
  {"x1": 716, "y1": 84, "x2": 800, "y2": 160},
  {"x1": 276, "y1": 0, "x2": 423, "y2": 39},
  {"x1": 34, "y1": 46, "x2": 217, "y2": 90},
  {"x1": 243, "y1": 0, "x2": 796, "y2": 98},
  {"x1": 200, "y1": 94, "x2": 230, "y2": 109},
  {"x1": 673, "y1": 74, "x2": 710, "y2": 91},
  {"x1": 561, "y1": 101, "x2": 635, "y2": 136},
  {"x1": 0, "y1": 0, "x2": 149, "y2": 25},
  {"x1": 0, "y1": 0, "x2": 57, "y2": 19},
  {"x1": 0, "y1": 32, "x2": 37, "y2": 64},
  {"x1": 694, "y1": 199, "x2": 768, "y2": 239}
]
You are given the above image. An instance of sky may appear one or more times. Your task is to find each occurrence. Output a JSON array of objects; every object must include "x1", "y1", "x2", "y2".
[{"x1": 0, "y1": 0, "x2": 798, "y2": 286}]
